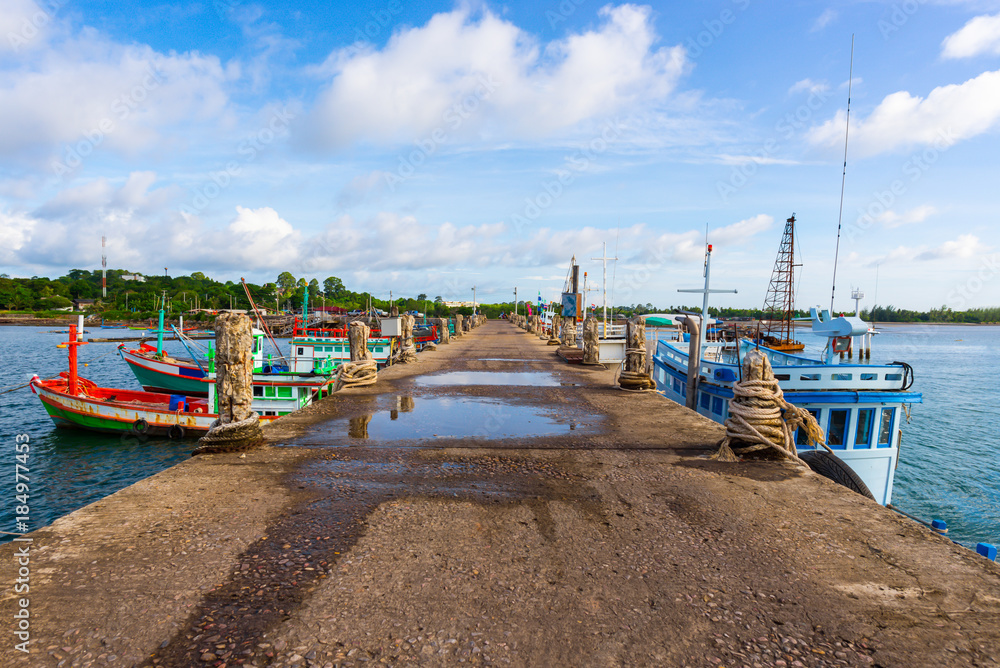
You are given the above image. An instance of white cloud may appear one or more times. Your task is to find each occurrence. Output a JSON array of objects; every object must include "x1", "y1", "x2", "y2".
[
  {"x1": 808, "y1": 70, "x2": 1000, "y2": 157},
  {"x1": 0, "y1": 0, "x2": 56, "y2": 53},
  {"x1": 788, "y1": 78, "x2": 829, "y2": 96},
  {"x1": 942, "y1": 13, "x2": 1000, "y2": 59},
  {"x1": 301, "y1": 4, "x2": 685, "y2": 149},
  {"x1": 811, "y1": 9, "x2": 837, "y2": 32},
  {"x1": 916, "y1": 233, "x2": 984, "y2": 261},
  {"x1": 712, "y1": 214, "x2": 773, "y2": 245},
  {"x1": 0, "y1": 208, "x2": 37, "y2": 265},
  {"x1": 0, "y1": 24, "x2": 235, "y2": 166},
  {"x1": 874, "y1": 204, "x2": 936, "y2": 228}
]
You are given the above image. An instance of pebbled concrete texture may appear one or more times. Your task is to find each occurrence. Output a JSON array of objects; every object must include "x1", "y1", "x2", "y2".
[{"x1": 2, "y1": 319, "x2": 999, "y2": 668}]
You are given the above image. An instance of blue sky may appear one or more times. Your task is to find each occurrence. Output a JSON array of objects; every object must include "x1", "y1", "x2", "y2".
[{"x1": 2, "y1": 0, "x2": 999, "y2": 311}]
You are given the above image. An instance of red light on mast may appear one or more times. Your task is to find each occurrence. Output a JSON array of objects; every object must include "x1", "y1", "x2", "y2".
[{"x1": 707, "y1": 244, "x2": 713, "y2": 252}]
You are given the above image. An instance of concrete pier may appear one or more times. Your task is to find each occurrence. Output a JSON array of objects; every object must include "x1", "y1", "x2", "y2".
[{"x1": 3, "y1": 320, "x2": 1000, "y2": 667}]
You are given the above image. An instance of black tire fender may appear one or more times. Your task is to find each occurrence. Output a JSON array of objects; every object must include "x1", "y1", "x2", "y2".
[
  {"x1": 168, "y1": 424, "x2": 185, "y2": 440},
  {"x1": 132, "y1": 418, "x2": 149, "y2": 435},
  {"x1": 800, "y1": 450, "x2": 876, "y2": 501}
]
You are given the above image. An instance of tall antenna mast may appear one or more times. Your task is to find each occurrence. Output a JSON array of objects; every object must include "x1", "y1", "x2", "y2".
[
  {"x1": 830, "y1": 34, "x2": 854, "y2": 314},
  {"x1": 101, "y1": 235, "x2": 107, "y2": 298}
]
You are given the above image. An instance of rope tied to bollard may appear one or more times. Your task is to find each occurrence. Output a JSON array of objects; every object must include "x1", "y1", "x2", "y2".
[
  {"x1": 334, "y1": 359, "x2": 378, "y2": 391},
  {"x1": 713, "y1": 348, "x2": 828, "y2": 462}
]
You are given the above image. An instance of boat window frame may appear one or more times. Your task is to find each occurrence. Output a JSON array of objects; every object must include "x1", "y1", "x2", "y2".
[
  {"x1": 795, "y1": 409, "x2": 820, "y2": 447},
  {"x1": 877, "y1": 407, "x2": 895, "y2": 448},
  {"x1": 827, "y1": 409, "x2": 849, "y2": 449},
  {"x1": 699, "y1": 391, "x2": 711, "y2": 410},
  {"x1": 854, "y1": 408, "x2": 874, "y2": 448}
]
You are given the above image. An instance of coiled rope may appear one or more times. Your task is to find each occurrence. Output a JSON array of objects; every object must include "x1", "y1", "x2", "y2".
[
  {"x1": 334, "y1": 360, "x2": 378, "y2": 391},
  {"x1": 713, "y1": 348, "x2": 829, "y2": 462}
]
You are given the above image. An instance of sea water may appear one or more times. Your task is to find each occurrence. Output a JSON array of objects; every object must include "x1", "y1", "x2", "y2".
[{"x1": 1, "y1": 324, "x2": 997, "y2": 551}]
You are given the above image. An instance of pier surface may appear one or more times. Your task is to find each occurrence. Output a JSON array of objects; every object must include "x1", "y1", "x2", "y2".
[{"x1": 4, "y1": 321, "x2": 1000, "y2": 667}]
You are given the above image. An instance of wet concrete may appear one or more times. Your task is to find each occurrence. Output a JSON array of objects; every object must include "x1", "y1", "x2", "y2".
[
  {"x1": 4, "y1": 320, "x2": 1000, "y2": 668},
  {"x1": 414, "y1": 371, "x2": 561, "y2": 387}
]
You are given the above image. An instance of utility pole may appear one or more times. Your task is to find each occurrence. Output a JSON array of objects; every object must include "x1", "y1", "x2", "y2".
[
  {"x1": 101, "y1": 236, "x2": 107, "y2": 298},
  {"x1": 513, "y1": 287, "x2": 517, "y2": 317},
  {"x1": 472, "y1": 286, "x2": 476, "y2": 315}
]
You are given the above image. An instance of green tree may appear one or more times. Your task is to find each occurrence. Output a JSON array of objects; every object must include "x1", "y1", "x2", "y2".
[
  {"x1": 276, "y1": 271, "x2": 296, "y2": 296},
  {"x1": 417, "y1": 293, "x2": 428, "y2": 301},
  {"x1": 323, "y1": 276, "x2": 346, "y2": 298},
  {"x1": 308, "y1": 278, "x2": 320, "y2": 300}
]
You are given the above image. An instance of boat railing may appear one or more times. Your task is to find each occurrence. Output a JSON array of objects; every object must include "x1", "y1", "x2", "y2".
[
  {"x1": 655, "y1": 340, "x2": 912, "y2": 391},
  {"x1": 575, "y1": 322, "x2": 627, "y2": 338}
]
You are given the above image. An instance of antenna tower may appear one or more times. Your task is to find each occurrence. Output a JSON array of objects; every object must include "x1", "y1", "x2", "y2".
[
  {"x1": 101, "y1": 236, "x2": 107, "y2": 298},
  {"x1": 761, "y1": 214, "x2": 803, "y2": 350}
]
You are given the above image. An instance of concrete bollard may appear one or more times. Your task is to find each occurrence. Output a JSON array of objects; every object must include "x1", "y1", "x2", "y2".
[
  {"x1": 348, "y1": 320, "x2": 372, "y2": 362},
  {"x1": 195, "y1": 312, "x2": 263, "y2": 453},
  {"x1": 454, "y1": 313, "x2": 464, "y2": 337},
  {"x1": 582, "y1": 315, "x2": 599, "y2": 364},
  {"x1": 561, "y1": 318, "x2": 577, "y2": 347},
  {"x1": 548, "y1": 314, "x2": 561, "y2": 345},
  {"x1": 619, "y1": 316, "x2": 654, "y2": 389},
  {"x1": 398, "y1": 314, "x2": 417, "y2": 363},
  {"x1": 437, "y1": 317, "x2": 450, "y2": 344}
]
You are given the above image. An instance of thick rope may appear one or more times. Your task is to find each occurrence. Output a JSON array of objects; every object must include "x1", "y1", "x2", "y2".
[
  {"x1": 194, "y1": 412, "x2": 264, "y2": 454},
  {"x1": 713, "y1": 348, "x2": 828, "y2": 462},
  {"x1": 334, "y1": 359, "x2": 378, "y2": 391}
]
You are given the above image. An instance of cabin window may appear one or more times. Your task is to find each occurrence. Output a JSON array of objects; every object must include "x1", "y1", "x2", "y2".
[
  {"x1": 854, "y1": 409, "x2": 874, "y2": 448},
  {"x1": 861, "y1": 373, "x2": 877, "y2": 381},
  {"x1": 297, "y1": 347, "x2": 305, "y2": 355},
  {"x1": 885, "y1": 373, "x2": 902, "y2": 381},
  {"x1": 827, "y1": 409, "x2": 849, "y2": 449},
  {"x1": 264, "y1": 386, "x2": 276, "y2": 397},
  {"x1": 711, "y1": 397, "x2": 724, "y2": 415},
  {"x1": 253, "y1": 386, "x2": 264, "y2": 397},
  {"x1": 795, "y1": 409, "x2": 820, "y2": 446},
  {"x1": 277, "y1": 386, "x2": 293, "y2": 398},
  {"x1": 832, "y1": 373, "x2": 852, "y2": 381},
  {"x1": 700, "y1": 392, "x2": 711, "y2": 409},
  {"x1": 279, "y1": 411, "x2": 290, "y2": 416},
  {"x1": 672, "y1": 378, "x2": 681, "y2": 394},
  {"x1": 878, "y1": 408, "x2": 894, "y2": 448},
  {"x1": 800, "y1": 374, "x2": 820, "y2": 381},
  {"x1": 774, "y1": 374, "x2": 790, "y2": 381}
]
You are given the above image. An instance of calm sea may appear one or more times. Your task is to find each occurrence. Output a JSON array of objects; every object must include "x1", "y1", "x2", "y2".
[{"x1": 1, "y1": 324, "x2": 997, "y2": 551}]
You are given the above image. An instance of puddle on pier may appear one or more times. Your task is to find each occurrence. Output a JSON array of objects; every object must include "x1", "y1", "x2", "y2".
[
  {"x1": 416, "y1": 371, "x2": 561, "y2": 387},
  {"x1": 291, "y1": 395, "x2": 592, "y2": 445}
]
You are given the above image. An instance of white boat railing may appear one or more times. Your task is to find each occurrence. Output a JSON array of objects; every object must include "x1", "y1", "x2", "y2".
[
  {"x1": 655, "y1": 339, "x2": 910, "y2": 392},
  {"x1": 575, "y1": 322, "x2": 627, "y2": 339}
]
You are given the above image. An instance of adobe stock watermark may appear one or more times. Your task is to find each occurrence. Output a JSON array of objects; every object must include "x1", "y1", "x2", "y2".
[
  {"x1": 179, "y1": 107, "x2": 295, "y2": 217},
  {"x1": 684, "y1": 0, "x2": 750, "y2": 60},
  {"x1": 6, "y1": 0, "x2": 67, "y2": 51},
  {"x1": 508, "y1": 117, "x2": 627, "y2": 236},
  {"x1": 844, "y1": 128, "x2": 956, "y2": 244},
  {"x1": 878, "y1": 0, "x2": 929, "y2": 40},
  {"x1": 546, "y1": 0, "x2": 588, "y2": 29},
  {"x1": 383, "y1": 74, "x2": 499, "y2": 192},
  {"x1": 947, "y1": 253, "x2": 1000, "y2": 310},
  {"x1": 717, "y1": 84, "x2": 831, "y2": 202},
  {"x1": 51, "y1": 65, "x2": 164, "y2": 177}
]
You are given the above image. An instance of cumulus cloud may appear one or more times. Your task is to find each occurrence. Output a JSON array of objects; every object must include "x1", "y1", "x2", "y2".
[
  {"x1": 712, "y1": 214, "x2": 773, "y2": 245},
  {"x1": 807, "y1": 70, "x2": 1000, "y2": 157},
  {"x1": 942, "y1": 13, "x2": 1000, "y2": 59},
  {"x1": 916, "y1": 233, "x2": 984, "y2": 261},
  {"x1": 301, "y1": 4, "x2": 685, "y2": 149},
  {"x1": 874, "y1": 204, "x2": 936, "y2": 228},
  {"x1": 0, "y1": 21, "x2": 236, "y2": 166},
  {"x1": 788, "y1": 78, "x2": 829, "y2": 96}
]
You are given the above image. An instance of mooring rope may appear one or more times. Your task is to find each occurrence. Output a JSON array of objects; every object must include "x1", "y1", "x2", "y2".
[
  {"x1": 334, "y1": 360, "x2": 378, "y2": 391},
  {"x1": 617, "y1": 347, "x2": 656, "y2": 391},
  {"x1": 713, "y1": 348, "x2": 830, "y2": 462}
]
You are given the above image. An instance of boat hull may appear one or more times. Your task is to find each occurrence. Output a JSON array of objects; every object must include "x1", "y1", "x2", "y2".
[{"x1": 31, "y1": 376, "x2": 215, "y2": 436}]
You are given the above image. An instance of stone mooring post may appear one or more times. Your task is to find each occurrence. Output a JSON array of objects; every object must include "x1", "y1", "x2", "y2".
[
  {"x1": 561, "y1": 318, "x2": 577, "y2": 347},
  {"x1": 618, "y1": 316, "x2": 655, "y2": 389},
  {"x1": 348, "y1": 320, "x2": 372, "y2": 362},
  {"x1": 437, "y1": 317, "x2": 450, "y2": 344},
  {"x1": 454, "y1": 313, "x2": 464, "y2": 337},
  {"x1": 582, "y1": 315, "x2": 599, "y2": 365},
  {"x1": 195, "y1": 312, "x2": 263, "y2": 453},
  {"x1": 548, "y1": 314, "x2": 561, "y2": 345}
]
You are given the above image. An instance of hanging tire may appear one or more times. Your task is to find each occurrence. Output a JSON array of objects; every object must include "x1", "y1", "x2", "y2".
[
  {"x1": 168, "y1": 424, "x2": 185, "y2": 440},
  {"x1": 132, "y1": 418, "x2": 149, "y2": 435},
  {"x1": 800, "y1": 450, "x2": 876, "y2": 501}
]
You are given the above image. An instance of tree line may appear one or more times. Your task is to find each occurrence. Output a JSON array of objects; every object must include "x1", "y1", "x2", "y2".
[{"x1": 0, "y1": 269, "x2": 474, "y2": 320}]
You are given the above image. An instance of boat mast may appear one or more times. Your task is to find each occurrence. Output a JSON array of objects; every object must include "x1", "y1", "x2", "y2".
[
  {"x1": 678, "y1": 244, "x2": 737, "y2": 356},
  {"x1": 830, "y1": 34, "x2": 855, "y2": 314}
]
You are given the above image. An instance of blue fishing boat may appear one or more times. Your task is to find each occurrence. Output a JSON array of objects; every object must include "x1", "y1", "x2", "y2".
[{"x1": 651, "y1": 246, "x2": 921, "y2": 505}]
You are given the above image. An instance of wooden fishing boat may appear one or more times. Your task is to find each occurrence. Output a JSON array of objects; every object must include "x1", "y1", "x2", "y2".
[{"x1": 30, "y1": 325, "x2": 220, "y2": 437}]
